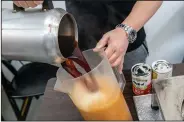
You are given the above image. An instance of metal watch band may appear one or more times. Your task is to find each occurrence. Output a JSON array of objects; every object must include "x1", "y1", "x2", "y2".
[{"x1": 116, "y1": 24, "x2": 137, "y2": 43}]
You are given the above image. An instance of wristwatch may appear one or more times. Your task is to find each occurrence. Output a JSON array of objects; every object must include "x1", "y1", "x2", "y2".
[{"x1": 116, "y1": 24, "x2": 137, "y2": 43}]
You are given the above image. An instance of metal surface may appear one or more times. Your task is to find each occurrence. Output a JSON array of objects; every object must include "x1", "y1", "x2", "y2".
[
  {"x1": 131, "y1": 63, "x2": 152, "y2": 95},
  {"x1": 2, "y1": 7, "x2": 78, "y2": 64},
  {"x1": 153, "y1": 75, "x2": 184, "y2": 120},
  {"x1": 152, "y1": 60, "x2": 172, "y2": 75},
  {"x1": 133, "y1": 94, "x2": 163, "y2": 120},
  {"x1": 131, "y1": 63, "x2": 151, "y2": 77},
  {"x1": 151, "y1": 60, "x2": 173, "y2": 110}
]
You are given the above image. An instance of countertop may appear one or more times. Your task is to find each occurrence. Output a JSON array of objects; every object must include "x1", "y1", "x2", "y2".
[
  {"x1": 153, "y1": 75, "x2": 184, "y2": 120},
  {"x1": 34, "y1": 63, "x2": 184, "y2": 121}
]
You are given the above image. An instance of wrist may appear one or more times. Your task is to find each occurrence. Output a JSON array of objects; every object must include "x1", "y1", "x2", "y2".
[
  {"x1": 115, "y1": 27, "x2": 128, "y2": 37},
  {"x1": 115, "y1": 27, "x2": 129, "y2": 43},
  {"x1": 121, "y1": 22, "x2": 137, "y2": 32},
  {"x1": 116, "y1": 23, "x2": 137, "y2": 43}
]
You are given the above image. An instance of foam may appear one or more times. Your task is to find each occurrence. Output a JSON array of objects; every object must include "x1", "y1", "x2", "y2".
[{"x1": 70, "y1": 76, "x2": 119, "y2": 112}]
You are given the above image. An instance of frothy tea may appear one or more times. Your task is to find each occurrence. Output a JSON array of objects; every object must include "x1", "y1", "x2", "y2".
[{"x1": 70, "y1": 76, "x2": 132, "y2": 120}]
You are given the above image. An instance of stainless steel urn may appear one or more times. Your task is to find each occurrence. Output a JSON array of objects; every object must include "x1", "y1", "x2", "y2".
[{"x1": 2, "y1": 0, "x2": 78, "y2": 64}]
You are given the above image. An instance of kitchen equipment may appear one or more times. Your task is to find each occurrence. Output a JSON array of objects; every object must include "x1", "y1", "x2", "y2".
[
  {"x1": 153, "y1": 76, "x2": 184, "y2": 120},
  {"x1": 2, "y1": 0, "x2": 78, "y2": 64},
  {"x1": 134, "y1": 75, "x2": 184, "y2": 120},
  {"x1": 133, "y1": 94, "x2": 163, "y2": 120},
  {"x1": 151, "y1": 60, "x2": 173, "y2": 110},
  {"x1": 54, "y1": 49, "x2": 130, "y2": 120}
]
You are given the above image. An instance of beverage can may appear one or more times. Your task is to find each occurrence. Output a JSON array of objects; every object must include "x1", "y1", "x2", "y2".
[
  {"x1": 152, "y1": 60, "x2": 173, "y2": 80},
  {"x1": 151, "y1": 60, "x2": 173, "y2": 110},
  {"x1": 131, "y1": 63, "x2": 152, "y2": 95}
]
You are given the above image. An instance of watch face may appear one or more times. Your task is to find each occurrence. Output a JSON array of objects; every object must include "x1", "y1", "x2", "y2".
[{"x1": 130, "y1": 30, "x2": 137, "y2": 41}]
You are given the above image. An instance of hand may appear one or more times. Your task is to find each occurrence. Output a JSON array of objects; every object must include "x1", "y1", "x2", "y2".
[
  {"x1": 13, "y1": 1, "x2": 43, "y2": 8},
  {"x1": 93, "y1": 28, "x2": 129, "y2": 74}
]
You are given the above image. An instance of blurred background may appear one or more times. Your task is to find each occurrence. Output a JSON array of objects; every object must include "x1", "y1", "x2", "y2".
[{"x1": 2, "y1": 1, "x2": 184, "y2": 120}]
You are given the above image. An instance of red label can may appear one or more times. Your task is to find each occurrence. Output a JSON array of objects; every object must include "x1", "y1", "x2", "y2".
[{"x1": 131, "y1": 63, "x2": 152, "y2": 95}]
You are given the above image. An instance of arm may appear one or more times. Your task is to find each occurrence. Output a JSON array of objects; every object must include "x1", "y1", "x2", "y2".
[
  {"x1": 13, "y1": 1, "x2": 43, "y2": 8},
  {"x1": 94, "y1": 1, "x2": 163, "y2": 73},
  {"x1": 123, "y1": 1, "x2": 163, "y2": 32}
]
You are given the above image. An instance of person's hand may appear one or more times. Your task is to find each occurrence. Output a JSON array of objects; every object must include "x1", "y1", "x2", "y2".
[
  {"x1": 93, "y1": 28, "x2": 129, "y2": 74},
  {"x1": 13, "y1": 1, "x2": 43, "y2": 8}
]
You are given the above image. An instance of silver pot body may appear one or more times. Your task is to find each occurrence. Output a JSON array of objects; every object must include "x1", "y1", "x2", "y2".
[{"x1": 2, "y1": 8, "x2": 78, "y2": 64}]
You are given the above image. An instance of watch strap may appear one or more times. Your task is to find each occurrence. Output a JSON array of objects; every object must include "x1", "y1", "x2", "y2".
[{"x1": 116, "y1": 23, "x2": 136, "y2": 43}]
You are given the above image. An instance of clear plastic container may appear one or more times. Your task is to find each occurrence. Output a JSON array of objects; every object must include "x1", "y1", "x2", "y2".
[{"x1": 54, "y1": 49, "x2": 132, "y2": 120}]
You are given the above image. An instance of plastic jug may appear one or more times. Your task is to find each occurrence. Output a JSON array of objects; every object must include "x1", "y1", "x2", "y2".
[{"x1": 54, "y1": 49, "x2": 132, "y2": 120}]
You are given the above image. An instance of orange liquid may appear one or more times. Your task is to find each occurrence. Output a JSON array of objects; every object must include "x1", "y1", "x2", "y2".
[{"x1": 70, "y1": 76, "x2": 132, "y2": 120}]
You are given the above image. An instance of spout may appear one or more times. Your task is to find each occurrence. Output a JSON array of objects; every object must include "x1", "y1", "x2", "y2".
[
  {"x1": 54, "y1": 67, "x2": 75, "y2": 94},
  {"x1": 54, "y1": 79, "x2": 69, "y2": 94}
]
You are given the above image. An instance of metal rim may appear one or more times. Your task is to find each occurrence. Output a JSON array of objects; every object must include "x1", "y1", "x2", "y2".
[
  {"x1": 131, "y1": 63, "x2": 152, "y2": 77},
  {"x1": 152, "y1": 60, "x2": 173, "y2": 74}
]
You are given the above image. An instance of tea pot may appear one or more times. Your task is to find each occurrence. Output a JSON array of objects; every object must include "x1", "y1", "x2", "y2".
[{"x1": 2, "y1": 0, "x2": 78, "y2": 64}]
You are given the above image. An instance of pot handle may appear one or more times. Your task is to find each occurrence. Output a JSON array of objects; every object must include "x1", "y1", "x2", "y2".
[{"x1": 13, "y1": 0, "x2": 54, "y2": 12}]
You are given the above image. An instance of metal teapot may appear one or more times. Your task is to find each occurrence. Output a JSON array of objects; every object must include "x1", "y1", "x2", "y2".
[{"x1": 2, "y1": 0, "x2": 78, "y2": 64}]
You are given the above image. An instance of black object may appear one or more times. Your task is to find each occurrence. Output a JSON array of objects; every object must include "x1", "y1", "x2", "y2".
[
  {"x1": 13, "y1": 0, "x2": 54, "y2": 12},
  {"x1": 2, "y1": 116, "x2": 4, "y2": 121},
  {"x1": 151, "y1": 104, "x2": 159, "y2": 111},
  {"x1": 2, "y1": 60, "x2": 58, "y2": 120},
  {"x1": 42, "y1": 0, "x2": 54, "y2": 10}
]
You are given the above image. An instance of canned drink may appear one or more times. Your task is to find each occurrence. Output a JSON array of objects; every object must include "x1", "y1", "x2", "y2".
[
  {"x1": 152, "y1": 60, "x2": 173, "y2": 80},
  {"x1": 151, "y1": 60, "x2": 173, "y2": 110},
  {"x1": 131, "y1": 63, "x2": 152, "y2": 95}
]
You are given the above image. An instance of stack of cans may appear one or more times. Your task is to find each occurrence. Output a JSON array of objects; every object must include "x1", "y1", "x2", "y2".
[{"x1": 131, "y1": 60, "x2": 173, "y2": 96}]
